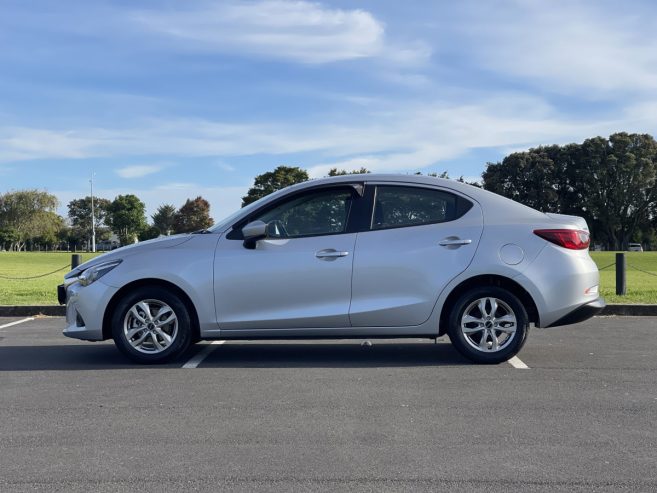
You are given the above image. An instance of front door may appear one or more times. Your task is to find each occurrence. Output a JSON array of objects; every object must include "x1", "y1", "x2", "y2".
[{"x1": 214, "y1": 186, "x2": 359, "y2": 330}]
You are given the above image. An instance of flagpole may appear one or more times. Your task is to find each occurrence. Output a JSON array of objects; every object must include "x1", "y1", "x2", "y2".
[{"x1": 90, "y1": 172, "x2": 96, "y2": 253}]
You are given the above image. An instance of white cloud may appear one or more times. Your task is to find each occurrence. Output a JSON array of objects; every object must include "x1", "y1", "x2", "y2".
[
  {"x1": 116, "y1": 165, "x2": 164, "y2": 178},
  {"x1": 2, "y1": 93, "x2": 657, "y2": 184},
  {"x1": 217, "y1": 163, "x2": 236, "y2": 172},
  {"x1": 305, "y1": 96, "x2": 656, "y2": 177},
  {"x1": 130, "y1": 0, "x2": 428, "y2": 64},
  {"x1": 22, "y1": 90, "x2": 657, "y2": 216},
  {"x1": 0, "y1": 127, "x2": 98, "y2": 162},
  {"x1": 454, "y1": 0, "x2": 657, "y2": 95}
]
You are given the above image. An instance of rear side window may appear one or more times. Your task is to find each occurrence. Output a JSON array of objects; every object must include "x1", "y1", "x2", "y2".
[{"x1": 371, "y1": 186, "x2": 472, "y2": 230}]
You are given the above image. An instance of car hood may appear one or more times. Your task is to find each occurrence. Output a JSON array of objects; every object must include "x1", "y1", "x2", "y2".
[{"x1": 64, "y1": 234, "x2": 194, "y2": 279}]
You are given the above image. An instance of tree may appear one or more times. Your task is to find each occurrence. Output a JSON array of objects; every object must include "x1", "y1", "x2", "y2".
[
  {"x1": 482, "y1": 132, "x2": 657, "y2": 249},
  {"x1": 67, "y1": 196, "x2": 112, "y2": 249},
  {"x1": 242, "y1": 166, "x2": 309, "y2": 206},
  {"x1": 482, "y1": 150, "x2": 560, "y2": 212},
  {"x1": 456, "y1": 176, "x2": 482, "y2": 187},
  {"x1": 581, "y1": 133, "x2": 657, "y2": 249},
  {"x1": 56, "y1": 224, "x2": 74, "y2": 251},
  {"x1": 0, "y1": 228, "x2": 18, "y2": 251},
  {"x1": 139, "y1": 225, "x2": 162, "y2": 241},
  {"x1": 152, "y1": 204, "x2": 177, "y2": 236},
  {"x1": 327, "y1": 167, "x2": 370, "y2": 176},
  {"x1": 416, "y1": 171, "x2": 450, "y2": 178},
  {"x1": 0, "y1": 190, "x2": 60, "y2": 251},
  {"x1": 106, "y1": 194, "x2": 148, "y2": 245},
  {"x1": 173, "y1": 197, "x2": 214, "y2": 233},
  {"x1": 34, "y1": 212, "x2": 66, "y2": 249}
]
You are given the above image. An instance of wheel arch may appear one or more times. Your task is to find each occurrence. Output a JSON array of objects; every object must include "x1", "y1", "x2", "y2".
[
  {"x1": 102, "y1": 278, "x2": 201, "y2": 342},
  {"x1": 438, "y1": 274, "x2": 539, "y2": 336}
]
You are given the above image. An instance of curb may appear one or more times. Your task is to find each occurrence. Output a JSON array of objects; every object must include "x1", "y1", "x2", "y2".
[
  {"x1": 2, "y1": 304, "x2": 657, "y2": 318},
  {"x1": 599, "y1": 304, "x2": 657, "y2": 316},
  {"x1": 0, "y1": 306, "x2": 66, "y2": 317}
]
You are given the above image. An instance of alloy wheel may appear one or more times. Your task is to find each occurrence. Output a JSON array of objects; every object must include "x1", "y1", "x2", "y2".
[
  {"x1": 123, "y1": 299, "x2": 179, "y2": 354},
  {"x1": 460, "y1": 297, "x2": 517, "y2": 353}
]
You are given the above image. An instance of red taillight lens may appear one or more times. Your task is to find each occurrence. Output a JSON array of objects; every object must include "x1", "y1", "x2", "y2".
[{"x1": 534, "y1": 229, "x2": 590, "y2": 250}]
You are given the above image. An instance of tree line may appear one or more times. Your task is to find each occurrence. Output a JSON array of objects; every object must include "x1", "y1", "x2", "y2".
[
  {"x1": 1, "y1": 132, "x2": 655, "y2": 251},
  {"x1": 0, "y1": 167, "x2": 369, "y2": 251},
  {"x1": 0, "y1": 193, "x2": 213, "y2": 251},
  {"x1": 483, "y1": 132, "x2": 657, "y2": 250}
]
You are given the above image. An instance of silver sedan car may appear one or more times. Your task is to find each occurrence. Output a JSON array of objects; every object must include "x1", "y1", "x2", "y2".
[{"x1": 59, "y1": 174, "x2": 604, "y2": 364}]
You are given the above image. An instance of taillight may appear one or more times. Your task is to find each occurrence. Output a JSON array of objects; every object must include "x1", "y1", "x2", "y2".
[{"x1": 534, "y1": 229, "x2": 590, "y2": 250}]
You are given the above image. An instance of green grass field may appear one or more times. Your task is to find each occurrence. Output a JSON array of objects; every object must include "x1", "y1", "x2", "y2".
[
  {"x1": 590, "y1": 251, "x2": 657, "y2": 304},
  {"x1": 0, "y1": 252, "x2": 100, "y2": 305},
  {"x1": 1, "y1": 251, "x2": 656, "y2": 305}
]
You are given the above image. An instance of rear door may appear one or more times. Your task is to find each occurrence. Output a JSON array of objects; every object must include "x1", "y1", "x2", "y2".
[{"x1": 349, "y1": 183, "x2": 483, "y2": 327}]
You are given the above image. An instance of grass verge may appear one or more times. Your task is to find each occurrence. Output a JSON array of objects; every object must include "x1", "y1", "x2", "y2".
[
  {"x1": 590, "y1": 251, "x2": 657, "y2": 304},
  {"x1": 0, "y1": 252, "x2": 100, "y2": 305}
]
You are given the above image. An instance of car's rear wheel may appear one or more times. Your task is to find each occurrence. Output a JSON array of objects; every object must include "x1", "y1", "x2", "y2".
[
  {"x1": 112, "y1": 287, "x2": 192, "y2": 364},
  {"x1": 447, "y1": 286, "x2": 529, "y2": 364}
]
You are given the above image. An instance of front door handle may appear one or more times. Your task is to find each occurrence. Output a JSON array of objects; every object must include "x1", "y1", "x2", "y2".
[
  {"x1": 439, "y1": 238, "x2": 472, "y2": 247},
  {"x1": 316, "y1": 249, "x2": 350, "y2": 260}
]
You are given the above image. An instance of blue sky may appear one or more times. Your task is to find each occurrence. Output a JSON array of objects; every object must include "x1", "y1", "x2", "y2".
[{"x1": 1, "y1": 0, "x2": 657, "y2": 221}]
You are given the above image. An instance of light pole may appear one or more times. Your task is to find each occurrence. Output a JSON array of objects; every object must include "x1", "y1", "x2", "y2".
[{"x1": 90, "y1": 172, "x2": 96, "y2": 253}]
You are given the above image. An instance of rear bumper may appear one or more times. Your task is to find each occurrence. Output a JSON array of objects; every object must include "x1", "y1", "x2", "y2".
[{"x1": 545, "y1": 297, "x2": 606, "y2": 328}]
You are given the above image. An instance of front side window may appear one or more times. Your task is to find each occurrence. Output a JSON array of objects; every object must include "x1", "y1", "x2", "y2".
[
  {"x1": 372, "y1": 186, "x2": 462, "y2": 230},
  {"x1": 255, "y1": 188, "x2": 354, "y2": 238}
]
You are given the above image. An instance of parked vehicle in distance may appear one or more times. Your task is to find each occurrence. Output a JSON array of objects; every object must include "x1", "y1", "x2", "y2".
[
  {"x1": 59, "y1": 174, "x2": 605, "y2": 364},
  {"x1": 628, "y1": 243, "x2": 644, "y2": 252}
]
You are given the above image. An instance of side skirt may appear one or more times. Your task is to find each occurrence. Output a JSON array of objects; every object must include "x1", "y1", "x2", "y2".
[{"x1": 202, "y1": 326, "x2": 440, "y2": 340}]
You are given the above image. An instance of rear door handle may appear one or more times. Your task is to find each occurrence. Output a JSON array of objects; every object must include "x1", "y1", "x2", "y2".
[
  {"x1": 316, "y1": 249, "x2": 350, "y2": 260},
  {"x1": 439, "y1": 238, "x2": 472, "y2": 247}
]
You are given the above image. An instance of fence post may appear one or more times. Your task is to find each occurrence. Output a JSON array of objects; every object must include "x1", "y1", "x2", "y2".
[
  {"x1": 71, "y1": 254, "x2": 81, "y2": 270},
  {"x1": 616, "y1": 252, "x2": 626, "y2": 296}
]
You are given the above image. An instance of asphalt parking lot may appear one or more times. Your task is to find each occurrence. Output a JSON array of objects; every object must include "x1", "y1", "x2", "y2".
[{"x1": 1, "y1": 316, "x2": 656, "y2": 492}]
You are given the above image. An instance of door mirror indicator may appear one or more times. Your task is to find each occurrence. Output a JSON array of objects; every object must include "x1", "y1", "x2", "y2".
[{"x1": 242, "y1": 220, "x2": 268, "y2": 249}]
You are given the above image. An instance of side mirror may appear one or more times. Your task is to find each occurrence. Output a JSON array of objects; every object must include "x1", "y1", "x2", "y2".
[{"x1": 242, "y1": 220, "x2": 268, "y2": 249}]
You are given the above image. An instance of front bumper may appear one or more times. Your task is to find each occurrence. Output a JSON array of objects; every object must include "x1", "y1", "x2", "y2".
[
  {"x1": 545, "y1": 297, "x2": 606, "y2": 328},
  {"x1": 61, "y1": 280, "x2": 118, "y2": 341}
]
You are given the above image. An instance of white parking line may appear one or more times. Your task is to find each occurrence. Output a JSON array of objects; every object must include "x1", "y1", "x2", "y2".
[
  {"x1": 0, "y1": 317, "x2": 35, "y2": 330},
  {"x1": 182, "y1": 340, "x2": 226, "y2": 369},
  {"x1": 508, "y1": 356, "x2": 530, "y2": 369}
]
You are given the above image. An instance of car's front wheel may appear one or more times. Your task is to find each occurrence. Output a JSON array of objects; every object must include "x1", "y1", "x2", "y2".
[
  {"x1": 447, "y1": 286, "x2": 529, "y2": 364},
  {"x1": 112, "y1": 287, "x2": 192, "y2": 364}
]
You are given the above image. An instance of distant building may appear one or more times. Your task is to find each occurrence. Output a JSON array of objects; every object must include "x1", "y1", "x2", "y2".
[{"x1": 97, "y1": 234, "x2": 120, "y2": 251}]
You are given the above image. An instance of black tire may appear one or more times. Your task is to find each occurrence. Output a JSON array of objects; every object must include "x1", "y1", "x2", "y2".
[
  {"x1": 112, "y1": 286, "x2": 192, "y2": 364},
  {"x1": 447, "y1": 286, "x2": 529, "y2": 364}
]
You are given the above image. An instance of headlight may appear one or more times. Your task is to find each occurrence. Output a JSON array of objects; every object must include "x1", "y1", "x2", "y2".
[{"x1": 78, "y1": 260, "x2": 122, "y2": 287}]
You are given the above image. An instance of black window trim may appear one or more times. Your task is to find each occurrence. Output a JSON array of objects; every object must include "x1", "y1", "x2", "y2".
[
  {"x1": 226, "y1": 183, "x2": 367, "y2": 240},
  {"x1": 226, "y1": 181, "x2": 475, "y2": 240}
]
